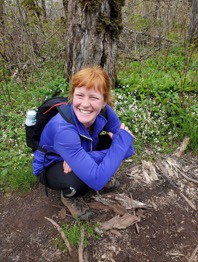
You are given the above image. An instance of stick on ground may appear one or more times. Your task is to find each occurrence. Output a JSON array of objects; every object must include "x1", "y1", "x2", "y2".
[
  {"x1": 78, "y1": 227, "x2": 85, "y2": 262},
  {"x1": 188, "y1": 244, "x2": 198, "y2": 262},
  {"x1": 134, "y1": 211, "x2": 140, "y2": 234},
  {"x1": 177, "y1": 168, "x2": 198, "y2": 185},
  {"x1": 179, "y1": 193, "x2": 196, "y2": 211},
  {"x1": 45, "y1": 217, "x2": 72, "y2": 255},
  {"x1": 172, "y1": 137, "x2": 190, "y2": 157}
]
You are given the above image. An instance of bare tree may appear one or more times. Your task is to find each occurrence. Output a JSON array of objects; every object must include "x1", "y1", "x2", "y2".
[
  {"x1": 64, "y1": 0, "x2": 125, "y2": 86},
  {"x1": 188, "y1": 0, "x2": 198, "y2": 46},
  {"x1": 0, "y1": 0, "x2": 5, "y2": 60},
  {"x1": 41, "y1": 0, "x2": 47, "y2": 21},
  {"x1": 0, "y1": 0, "x2": 5, "y2": 32}
]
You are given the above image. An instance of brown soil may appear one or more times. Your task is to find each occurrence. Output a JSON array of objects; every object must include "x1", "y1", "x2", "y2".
[{"x1": 0, "y1": 154, "x2": 197, "y2": 262}]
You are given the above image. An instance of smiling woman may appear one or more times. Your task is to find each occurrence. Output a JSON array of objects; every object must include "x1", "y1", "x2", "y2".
[
  {"x1": 32, "y1": 66, "x2": 134, "y2": 219},
  {"x1": 73, "y1": 86, "x2": 106, "y2": 129}
]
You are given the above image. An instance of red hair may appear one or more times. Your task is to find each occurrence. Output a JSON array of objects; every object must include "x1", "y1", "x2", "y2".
[{"x1": 69, "y1": 66, "x2": 113, "y2": 107}]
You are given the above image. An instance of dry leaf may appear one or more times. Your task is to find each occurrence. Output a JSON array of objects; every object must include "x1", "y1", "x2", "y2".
[
  {"x1": 88, "y1": 200, "x2": 127, "y2": 215},
  {"x1": 110, "y1": 229, "x2": 122, "y2": 237},
  {"x1": 100, "y1": 213, "x2": 140, "y2": 231},
  {"x1": 108, "y1": 203, "x2": 127, "y2": 215},
  {"x1": 88, "y1": 201, "x2": 109, "y2": 211},
  {"x1": 58, "y1": 208, "x2": 67, "y2": 219}
]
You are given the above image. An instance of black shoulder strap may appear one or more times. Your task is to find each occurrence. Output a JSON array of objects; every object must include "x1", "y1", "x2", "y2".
[
  {"x1": 58, "y1": 104, "x2": 75, "y2": 125},
  {"x1": 100, "y1": 106, "x2": 108, "y2": 120},
  {"x1": 38, "y1": 104, "x2": 74, "y2": 153}
]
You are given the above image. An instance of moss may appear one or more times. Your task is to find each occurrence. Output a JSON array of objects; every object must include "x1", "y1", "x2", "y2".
[
  {"x1": 96, "y1": 0, "x2": 125, "y2": 39},
  {"x1": 79, "y1": 0, "x2": 124, "y2": 39},
  {"x1": 79, "y1": 0, "x2": 103, "y2": 13}
]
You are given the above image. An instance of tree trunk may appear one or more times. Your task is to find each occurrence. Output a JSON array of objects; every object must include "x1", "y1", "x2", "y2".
[
  {"x1": 0, "y1": 0, "x2": 5, "y2": 36},
  {"x1": 41, "y1": 0, "x2": 47, "y2": 21},
  {"x1": 62, "y1": 0, "x2": 68, "y2": 28},
  {"x1": 188, "y1": 0, "x2": 198, "y2": 46},
  {"x1": 64, "y1": 0, "x2": 125, "y2": 87}
]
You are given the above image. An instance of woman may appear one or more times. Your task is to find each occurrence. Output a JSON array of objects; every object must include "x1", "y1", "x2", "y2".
[{"x1": 33, "y1": 66, "x2": 134, "y2": 219}]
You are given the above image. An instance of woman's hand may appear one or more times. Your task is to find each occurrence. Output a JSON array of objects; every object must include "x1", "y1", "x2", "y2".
[
  {"x1": 108, "y1": 123, "x2": 134, "y2": 138},
  {"x1": 120, "y1": 123, "x2": 134, "y2": 137},
  {"x1": 63, "y1": 161, "x2": 72, "y2": 174},
  {"x1": 108, "y1": 132, "x2": 113, "y2": 138}
]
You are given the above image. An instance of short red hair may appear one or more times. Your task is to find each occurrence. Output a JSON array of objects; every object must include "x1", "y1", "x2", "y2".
[{"x1": 69, "y1": 66, "x2": 113, "y2": 107}]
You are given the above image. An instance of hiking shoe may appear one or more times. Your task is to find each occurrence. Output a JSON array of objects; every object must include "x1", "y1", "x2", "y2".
[
  {"x1": 61, "y1": 191, "x2": 92, "y2": 220},
  {"x1": 104, "y1": 178, "x2": 120, "y2": 190}
]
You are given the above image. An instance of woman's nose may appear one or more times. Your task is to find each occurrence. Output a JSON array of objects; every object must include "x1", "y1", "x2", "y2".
[{"x1": 81, "y1": 97, "x2": 90, "y2": 107}]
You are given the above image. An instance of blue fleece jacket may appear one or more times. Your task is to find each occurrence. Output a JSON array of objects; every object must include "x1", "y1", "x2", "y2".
[{"x1": 33, "y1": 104, "x2": 134, "y2": 190}]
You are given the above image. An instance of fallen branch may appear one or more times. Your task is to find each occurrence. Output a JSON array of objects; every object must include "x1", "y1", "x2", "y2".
[
  {"x1": 115, "y1": 193, "x2": 149, "y2": 209},
  {"x1": 165, "y1": 158, "x2": 179, "y2": 178},
  {"x1": 172, "y1": 137, "x2": 190, "y2": 157},
  {"x1": 158, "y1": 158, "x2": 198, "y2": 187},
  {"x1": 157, "y1": 160, "x2": 197, "y2": 211},
  {"x1": 177, "y1": 168, "x2": 198, "y2": 185},
  {"x1": 45, "y1": 217, "x2": 72, "y2": 255},
  {"x1": 142, "y1": 160, "x2": 158, "y2": 181},
  {"x1": 169, "y1": 252, "x2": 185, "y2": 257},
  {"x1": 78, "y1": 227, "x2": 85, "y2": 262},
  {"x1": 156, "y1": 160, "x2": 178, "y2": 189},
  {"x1": 179, "y1": 193, "x2": 196, "y2": 211},
  {"x1": 134, "y1": 211, "x2": 140, "y2": 234},
  {"x1": 188, "y1": 244, "x2": 198, "y2": 262},
  {"x1": 92, "y1": 195, "x2": 110, "y2": 206}
]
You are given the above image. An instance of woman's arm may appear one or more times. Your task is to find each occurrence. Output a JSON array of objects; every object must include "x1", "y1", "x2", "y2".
[
  {"x1": 54, "y1": 125, "x2": 134, "y2": 190},
  {"x1": 105, "y1": 108, "x2": 134, "y2": 159},
  {"x1": 63, "y1": 149, "x2": 108, "y2": 174}
]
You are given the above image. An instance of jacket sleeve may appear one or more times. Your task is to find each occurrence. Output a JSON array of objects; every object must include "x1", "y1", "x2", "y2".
[
  {"x1": 87, "y1": 144, "x2": 134, "y2": 163},
  {"x1": 54, "y1": 125, "x2": 134, "y2": 190},
  {"x1": 87, "y1": 150, "x2": 108, "y2": 164},
  {"x1": 87, "y1": 105, "x2": 133, "y2": 163},
  {"x1": 103, "y1": 105, "x2": 134, "y2": 159},
  {"x1": 87, "y1": 145, "x2": 134, "y2": 164}
]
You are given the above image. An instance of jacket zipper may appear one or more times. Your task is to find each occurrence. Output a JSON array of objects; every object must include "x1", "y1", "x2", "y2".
[{"x1": 80, "y1": 134, "x2": 93, "y2": 152}]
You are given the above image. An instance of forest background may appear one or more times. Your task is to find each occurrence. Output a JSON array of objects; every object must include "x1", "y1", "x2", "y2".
[{"x1": 0, "y1": 0, "x2": 197, "y2": 193}]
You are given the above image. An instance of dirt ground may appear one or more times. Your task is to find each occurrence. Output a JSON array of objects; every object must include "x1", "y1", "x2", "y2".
[{"x1": 0, "y1": 154, "x2": 197, "y2": 262}]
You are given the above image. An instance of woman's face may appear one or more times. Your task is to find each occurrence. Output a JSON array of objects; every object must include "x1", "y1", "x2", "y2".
[{"x1": 73, "y1": 86, "x2": 106, "y2": 129}]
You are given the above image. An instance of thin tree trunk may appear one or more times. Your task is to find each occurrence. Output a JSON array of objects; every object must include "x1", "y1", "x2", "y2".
[
  {"x1": 188, "y1": 0, "x2": 198, "y2": 46},
  {"x1": 0, "y1": 0, "x2": 5, "y2": 34},
  {"x1": 15, "y1": 0, "x2": 37, "y2": 67},
  {"x1": 41, "y1": 0, "x2": 47, "y2": 21},
  {"x1": 0, "y1": 0, "x2": 5, "y2": 53},
  {"x1": 64, "y1": 0, "x2": 125, "y2": 87}
]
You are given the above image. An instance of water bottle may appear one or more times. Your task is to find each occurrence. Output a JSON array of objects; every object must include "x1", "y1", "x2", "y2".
[{"x1": 25, "y1": 110, "x2": 37, "y2": 126}]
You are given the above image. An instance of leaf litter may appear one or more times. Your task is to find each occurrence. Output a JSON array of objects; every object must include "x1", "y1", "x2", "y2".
[{"x1": 1, "y1": 137, "x2": 198, "y2": 261}]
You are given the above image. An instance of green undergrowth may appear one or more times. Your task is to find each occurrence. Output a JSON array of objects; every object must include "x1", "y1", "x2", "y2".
[
  {"x1": 116, "y1": 46, "x2": 198, "y2": 155},
  {"x1": 0, "y1": 61, "x2": 69, "y2": 193},
  {"x1": 0, "y1": 46, "x2": 197, "y2": 193},
  {"x1": 55, "y1": 220, "x2": 101, "y2": 250}
]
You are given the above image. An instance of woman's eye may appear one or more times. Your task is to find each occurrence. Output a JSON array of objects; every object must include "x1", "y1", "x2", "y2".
[
  {"x1": 76, "y1": 94, "x2": 83, "y2": 97},
  {"x1": 91, "y1": 97, "x2": 99, "y2": 100}
]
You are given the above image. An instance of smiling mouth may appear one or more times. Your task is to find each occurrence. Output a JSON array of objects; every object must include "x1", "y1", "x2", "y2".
[{"x1": 79, "y1": 109, "x2": 93, "y2": 115}]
